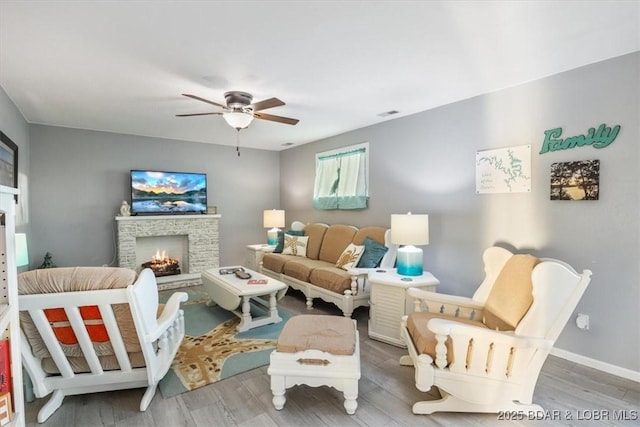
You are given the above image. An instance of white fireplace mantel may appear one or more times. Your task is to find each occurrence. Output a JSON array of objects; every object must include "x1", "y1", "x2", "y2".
[
  {"x1": 116, "y1": 214, "x2": 220, "y2": 289},
  {"x1": 115, "y1": 214, "x2": 221, "y2": 222}
]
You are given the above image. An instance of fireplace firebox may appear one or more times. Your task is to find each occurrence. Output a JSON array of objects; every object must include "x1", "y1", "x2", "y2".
[{"x1": 141, "y1": 250, "x2": 181, "y2": 277}]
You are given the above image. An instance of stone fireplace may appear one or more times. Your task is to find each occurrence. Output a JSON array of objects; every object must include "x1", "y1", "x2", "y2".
[{"x1": 116, "y1": 214, "x2": 220, "y2": 289}]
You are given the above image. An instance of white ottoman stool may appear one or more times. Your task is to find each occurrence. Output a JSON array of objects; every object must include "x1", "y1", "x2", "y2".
[{"x1": 268, "y1": 314, "x2": 361, "y2": 414}]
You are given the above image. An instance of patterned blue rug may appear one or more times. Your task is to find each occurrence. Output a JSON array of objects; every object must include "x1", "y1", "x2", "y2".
[{"x1": 159, "y1": 293, "x2": 290, "y2": 398}]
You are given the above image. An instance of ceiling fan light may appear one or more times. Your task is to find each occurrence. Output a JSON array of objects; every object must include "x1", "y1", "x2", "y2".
[{"x1": 223, "y1": 111, "x2": 254, "y2": 129}]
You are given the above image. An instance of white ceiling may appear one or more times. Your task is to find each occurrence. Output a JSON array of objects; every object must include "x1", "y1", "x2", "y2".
[{"x1": 1, "y1": 1, "x2": 638, "y2": 151}]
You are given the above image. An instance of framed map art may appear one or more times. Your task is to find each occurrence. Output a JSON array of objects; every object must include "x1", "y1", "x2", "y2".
[{"x1": 476, "y1": 145, "x2": 532, "y2": 194}]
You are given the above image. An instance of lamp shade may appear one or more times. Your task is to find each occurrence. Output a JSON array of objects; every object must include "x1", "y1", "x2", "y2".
[
  {"x1": 263, "y1": 210, "x2": 285, "y2": 228},
  {"x1": 391, "y1": 213, "x2": 429, "y2": 246},
  {"x1": 223, "y1": 111, "x2": 254, "y2": 129},
  {"x1": 15, "y1": 233, "x2": 29, "y2": 267}
]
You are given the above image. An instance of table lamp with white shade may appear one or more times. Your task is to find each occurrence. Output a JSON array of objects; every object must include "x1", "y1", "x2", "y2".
[
  {"x1": 391, "y1": 213, "x2": 429, "y2": 276},
  {"x1": 263, "y1": 209, "x2": 285, "y2": 245}
]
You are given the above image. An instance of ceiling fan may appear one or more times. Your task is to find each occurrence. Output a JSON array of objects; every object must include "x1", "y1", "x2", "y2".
[{"x1": 177, "y1": 91, "x2": 299, "y2": 130}]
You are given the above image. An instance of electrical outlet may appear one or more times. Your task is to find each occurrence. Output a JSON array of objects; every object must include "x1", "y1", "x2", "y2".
[{"x1": 576, "y1": 313, "x2": 589, "y2": 330}]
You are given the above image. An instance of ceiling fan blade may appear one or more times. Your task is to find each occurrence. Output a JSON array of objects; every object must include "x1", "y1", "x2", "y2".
[
  {"x1": 254, "y1": 112, "x2": 299, "y2": 125},
  {"x1": 250, "y1": 97, "x2": 285, "y2": 112},
  {"x1": 176, "y1": 112, "x2": 222, "y2": 117},
  {"x1": 182, "y1": 93, "x2": 226, "y2": 109}
]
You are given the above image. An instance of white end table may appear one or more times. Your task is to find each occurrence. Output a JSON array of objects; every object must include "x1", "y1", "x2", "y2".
[
  {"x1": 367, "y1": 268, "x2": 439, "y2": 347},
  {"x1": 246, "y1": 244, "x2": 276, "y2": 270}
]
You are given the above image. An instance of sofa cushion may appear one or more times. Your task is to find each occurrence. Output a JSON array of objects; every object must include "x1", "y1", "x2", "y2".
[
  {"x1": 283, "y1": 259, "x2": 331, "y2": 282},
  {"x1": 318, "y1": 224, "x2": 358, "y2": 264},
  {"x1": 281, "y1": 234, "x2": 309, "y2": 257},
  {"x1": 304, "y1": 223, "x2": 328, "y2": 260},
  {"x1": 262, "y1": 253, "x2": 299, "y2": 273},
  {"x1": 483, "y1": 254, "x2": 540, "y2": 331},
  {"x1": 309, "y1": 266, "x2": 353, "y2": 294},
  {"x1": 336, "y1": 243, "x2": 365, "y2": 270},
  {"x1": 357, "y1": 237, "x2": 389, "y2": 268},
  {"x1": 273, "y1": 229, "x2": 304, "y2": 253},
  {"x1": 352, "y1": 226, "x2": 387, "y2": 246},
  {"x1": 407, "y1": 311, "x2": 488, "y2": 366}
]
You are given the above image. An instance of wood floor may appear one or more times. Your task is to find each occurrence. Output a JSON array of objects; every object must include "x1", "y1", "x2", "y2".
[{"x1": 24, "y1": 286, "x2": 640, "y2": 426}]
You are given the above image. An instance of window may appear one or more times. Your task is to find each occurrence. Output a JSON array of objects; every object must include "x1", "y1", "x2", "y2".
[{"x1": 313, "y1": 143, "x2": 369, "y2": 210}]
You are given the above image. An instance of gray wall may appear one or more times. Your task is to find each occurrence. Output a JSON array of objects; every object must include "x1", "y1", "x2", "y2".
[
  {"x1": 6, "y1": 53, "x2": 639, "y2": 374},
  {"x1": 280, "y1": 52, "x2": 640, "y2": 372},
  {"x1": 28, "y1": 125, "x2": 281, "y2": 268},
  {"x1": 0, "y1": 86, "x2": 30, "y2": 232}
]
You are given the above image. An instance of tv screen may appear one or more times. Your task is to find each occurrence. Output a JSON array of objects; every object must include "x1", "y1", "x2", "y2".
[{"x1": 130, "y1": 170, "x2": 207, "y2": 215}]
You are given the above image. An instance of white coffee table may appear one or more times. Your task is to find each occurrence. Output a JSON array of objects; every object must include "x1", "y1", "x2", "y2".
[{"x1": 201, "y1": 266, "x2": 288, "y2": 332}]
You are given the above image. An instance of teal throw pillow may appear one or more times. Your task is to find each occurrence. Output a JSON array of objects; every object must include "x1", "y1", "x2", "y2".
[
  {"x1": 356, "y1": 237, "x2": 389, "y2": 268},
  {"x1": 274, "y1": 229, "x2": 304, "y2": 253}
]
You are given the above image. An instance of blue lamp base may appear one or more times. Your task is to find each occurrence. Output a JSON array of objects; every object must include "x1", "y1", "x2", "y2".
[
  {"x1": 267, "y1": 228, "x2": 279, "y2": 245},
  {"x1": 396, "y1": 245, "x2": 423, "y2": 276}
]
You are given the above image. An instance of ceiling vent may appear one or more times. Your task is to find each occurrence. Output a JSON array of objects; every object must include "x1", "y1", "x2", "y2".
[{"x1": 377, "y1": 110, "x2": 400, "y2": 117}]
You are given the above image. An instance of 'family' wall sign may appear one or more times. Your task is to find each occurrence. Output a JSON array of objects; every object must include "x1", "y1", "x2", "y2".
[{"x1": 539, "y1": 123, "x2": 621, "y2": 154}]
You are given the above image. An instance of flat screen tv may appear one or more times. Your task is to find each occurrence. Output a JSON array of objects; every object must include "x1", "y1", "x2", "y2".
[{"x1": 130, "y1": 170, "x2": 207, "y2": 215}]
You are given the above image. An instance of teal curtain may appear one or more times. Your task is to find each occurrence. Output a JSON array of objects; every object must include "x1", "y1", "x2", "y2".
[{"x1": 313, "y1": 146, "x2": 368, "y2": 210}]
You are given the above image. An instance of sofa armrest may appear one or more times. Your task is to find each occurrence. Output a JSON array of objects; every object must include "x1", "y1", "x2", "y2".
[
  {"x1": 346, "y1": 267, "x2": 372, "y2": 276},
  {"x1": 346, "y1": 268, "x2": 372, "y2": 295},
  {"x1": 380, "y1": 229, "x2": 398, "y2": 268}
]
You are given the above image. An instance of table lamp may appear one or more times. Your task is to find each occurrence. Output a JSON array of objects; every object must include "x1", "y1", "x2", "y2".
[
  {"x1": 263, "y1": 209, "x2": 285, "y2": 245},
  {"x1": 15, "y1": 233, "x2": 29, "y2": 268},
  {"x1": 391, "y1": 213, "x2": 429, "y2": 276}
]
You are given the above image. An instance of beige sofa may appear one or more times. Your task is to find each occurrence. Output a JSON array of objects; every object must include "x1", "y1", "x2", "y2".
[{"x1": 259, "y1": 222, "x2": 396, "y2": 317}]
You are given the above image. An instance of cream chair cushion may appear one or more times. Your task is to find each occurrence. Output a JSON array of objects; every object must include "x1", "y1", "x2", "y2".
[
  {"x1": 276, "y1": 315, "x2": 356, "y2": 355},
  {"x1": 406, "y1": 312, "x2": 488, "y2": 365},
  {"x1": 407, "y1": 252, "x2": 539, "y2": 365},
  {"x1": 482, "y1": 254, "x2": 540, "y2": 331}
]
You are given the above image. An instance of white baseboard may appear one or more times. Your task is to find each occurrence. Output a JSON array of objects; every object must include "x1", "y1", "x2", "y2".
[{"x1": 551, "y1": 347, "x2": 640, "y2": 383}]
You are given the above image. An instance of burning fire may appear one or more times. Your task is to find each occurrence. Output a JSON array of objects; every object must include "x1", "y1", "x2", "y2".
[
  {"x1": 142, "y1": 249, "x2": 181, "y2": 277},
  {"x1": 153, "y1": 249, "x2": 168, "y2": 262}
]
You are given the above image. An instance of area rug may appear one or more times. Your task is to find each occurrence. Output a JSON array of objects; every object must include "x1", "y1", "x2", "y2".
[{"x1": 158, "y1": 292, "x2": 291, "y2": 398}]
